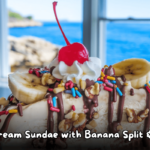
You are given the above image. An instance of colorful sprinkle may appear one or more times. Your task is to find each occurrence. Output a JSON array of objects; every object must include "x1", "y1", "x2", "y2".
[
  {"x1": 107, "y1": 76, "x2": 115, "y2": 80},
  {"x1": 104, "y1": 65, "x2": 108, "y2": 68},
  {"x1": 96, "y1": 81, "x2": 103, "y2": 84},
  {"x1": 8, "y1": 109, "x2": 18, "y2": 113},
  {"x1": 64, "y1": 90, "x2": 72, "y2": 94},
  {"x1": 104, "y1": 86, "x2": 113, "y2": 92},
  {"x1": 29, "y1": 69, "x2": 33, "y2": 74},
  {"x1": 75, "y1": 95, "x2": 79, "y2": 98},
  {"x1": 145, "y1": 86, "x2": 150, "y2": 93},
  {"x1": 71, "y1": 105, "x2": 75, "y2": 111},
  {"x1": 116, "y1": 87, "x2": 123, "y2": 96},
  {"x1": 110, "y1": 80, "x2": 116, "y2": 84},
  {"x1": 97, "y1": 78, "x2": 101, "y2": 81},
  {"x1": 71, "y1": 88, "x2": 76, "y2": 97},
  {"x1": 50, "y1": 107, "x2": 60, "y2": 112},
  {"x1": 75, "y1": 90, "x2": 82, "y2": 97},
  {"x1": 105, "y1": 81, "x2": 113, "y2": 87},
  {"x1": 40, "y1": 70, "x2": 50, "y2": 74},
  {"x1": 101, "y1": 71, "x2": 105, "y2": 77},
  {"x1": 0, "y1": 111, "x2": 9, "y2": 116},
  {"x1": 52, "y1": 97, "x2": 57, "y2": 107},
  {"x1": 75, "y1": 87, "x2": 78, "y2": 90},
  {"x1": 48, "y1": 88, "x2": 54, "y2": 92}
]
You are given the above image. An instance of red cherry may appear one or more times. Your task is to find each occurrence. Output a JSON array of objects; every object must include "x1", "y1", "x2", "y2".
[{"x1": 53, "y1": 2, "x2": 89, "y2": 66}]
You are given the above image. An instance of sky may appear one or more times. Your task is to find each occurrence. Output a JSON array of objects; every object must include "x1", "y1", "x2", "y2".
[{"x1": 7, "y1": 0, "x2": 150, "y2": 22}]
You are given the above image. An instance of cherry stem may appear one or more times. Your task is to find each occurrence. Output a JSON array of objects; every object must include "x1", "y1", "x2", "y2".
[{"x1": 53, "y1": 2, "x2": 70, "y2": 45}]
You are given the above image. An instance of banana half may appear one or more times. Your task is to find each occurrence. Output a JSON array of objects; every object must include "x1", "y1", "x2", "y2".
[
  {"x1": 113, "y1": 58, "x2": 150, "y2": 89},
  {"x1": 9, "y1": 73, "x2": 49, "y2": 104}
]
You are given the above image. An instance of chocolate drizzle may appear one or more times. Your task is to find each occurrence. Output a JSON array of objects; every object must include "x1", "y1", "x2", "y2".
[
  {"x1": 130, "y1": 88, "x2": 134, "y2": 96},
  {"x1": 105, "y1": 65, "x2": 126, "y2": 134},
  {"x1": 81, "y1": 79, "x2": 99, "y2": 121},
  {"x1": 0, "y1": 114, "x2": 15, "y2": 136},
  {"x1": 143, "y1": 88, "x2": 150, "y2": 148}
]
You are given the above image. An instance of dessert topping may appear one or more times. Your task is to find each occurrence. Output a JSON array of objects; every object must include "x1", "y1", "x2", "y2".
[
  {"x1": 53, "y1": 87, "x2": 65, "y2": 94},
  {"x1": 86, "y1": 120, "x2": 97, "y2": 130},
  {"x1": 58, "y1": 119, "x2": 72, "y2": 132},
  {"x1": 126, "y1": 108, "x2": 149, "y2": 123},
  {"x1": 53, "y1": 2, "x2": 89, "y2": 66},
  {"x1": 41, "y1": 73, "x2": 56, "y2": 85},
  {"x1": 93, "y1": 112, "x2": 99, "y2": 119}
]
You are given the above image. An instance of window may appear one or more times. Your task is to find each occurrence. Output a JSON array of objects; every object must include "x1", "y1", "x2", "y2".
[{"x1": 1, "y1": 0, "x2": 83, "y2": 76}]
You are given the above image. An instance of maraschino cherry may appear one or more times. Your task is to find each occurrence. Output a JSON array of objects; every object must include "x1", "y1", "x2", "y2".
[{"x1": 53, "y1": 2, "x2": 89, "y2": 66}]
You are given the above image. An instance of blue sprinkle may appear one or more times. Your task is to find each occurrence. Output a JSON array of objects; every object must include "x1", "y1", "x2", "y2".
[
  {"x1": 116, "y1": 87, "x2": 123, "y2": 96},
  {"x1": 40, "y1": 70, "x2": 50, "y2": 74},
  {"x1": 110, "y1": 80, "x2": 116, "y2": 84},
  {"x1": 76, "y1": 90, "x2": 82, "y2": 97},
  {"x1": 145, "y1": 84, "x2": 147, "y2": 87},
  {"x1": 96, "y1": 81, "x2": 103, "y2": 84},
  {"x1": 71, "y1": 88, "x2": 76, "y2": 97},
  {"x1": 108, "y1": 80, "x2": 111, "y2": 83},
  {"x1": 64, "y1": 90, "x2": 72, "y2": 94},
  {"x1": 52, "y1": 97, "x2": 57, "y2": 107}
]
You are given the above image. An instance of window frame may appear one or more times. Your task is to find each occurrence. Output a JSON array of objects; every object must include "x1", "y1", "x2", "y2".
[
  {"x1": 83, "y1": 0, "x2": 106, "y2": 67},
  {"x1": 0, "y1": 0, "x2": 10, "y2": 80}
]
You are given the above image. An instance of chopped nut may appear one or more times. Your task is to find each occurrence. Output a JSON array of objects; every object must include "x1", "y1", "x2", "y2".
[
  {"x1": 0, "y1": 97, "x2": 9, "y2": 107},
  {"x1": 73, "y1": 113, "x2": 86, "y2": 128},
  {"x1": 65, "y1": 111, "x2": 79, "y2": 122},
  {"x1": 58, "y1": 119, "x2": 72, "y2": 133},
  {"x1": 86, "y1": 120, "x2": 97, "y2": 130},
  {"x1": 80, "y1": 80, "x2": 86, "y2": 90},
  {"x1": 72, "y1": 112, "x2": 79, "y2": 122},
  {"x1": 117, "y1": 125, "x2": 123, "y2": 131},
  {"x1": 85, "y1": 83, "x2": 100, "y2": 99},
  {"x1": 90, "y1": 83, "x2": 99, "y2": 95},
  {"x1": 126, "y1": 108, "x2": 149, "y2": 123},
  {"x1": 53, "y1": 87, "x2": 65, "y2": 94},
  {"x1": 41, "y1": 73, "x2": 56, "y2": 85},
  {"x1": 93, "y1": 112, "x2": 99, "y2": 119},
  {"x1": 72, "y1": 121, "x2": 86, "y2": 132},
  {"x1": 89, "y1": 120, "x2": 97, "y2": 128},
  {"x1": 65, "y1": 111, "x2": 74, "y2": 119}
]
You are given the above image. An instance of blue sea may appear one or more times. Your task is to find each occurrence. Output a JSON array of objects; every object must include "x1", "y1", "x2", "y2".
[{"x1": 9, "y1": 22, "x2": 150, "y2": 65}]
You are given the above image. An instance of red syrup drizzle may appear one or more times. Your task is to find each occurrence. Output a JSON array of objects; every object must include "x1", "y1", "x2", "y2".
[{"x1": 52, "y1": 2, "x2": 89, "y2": 66}]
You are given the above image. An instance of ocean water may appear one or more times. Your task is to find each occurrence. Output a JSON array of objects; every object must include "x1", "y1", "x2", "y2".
[{"x1": 9, "y1": 22, "x2": 150, "y2": 65}]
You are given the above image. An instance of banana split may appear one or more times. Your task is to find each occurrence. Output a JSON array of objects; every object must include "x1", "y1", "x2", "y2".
[{"x1": 0, "y1": 2, "x2": 150, "y2": 149}]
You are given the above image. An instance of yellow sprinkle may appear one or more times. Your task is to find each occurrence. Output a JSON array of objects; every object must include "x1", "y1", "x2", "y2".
[
  {"x1": 107, "y1": 76, "x2": 115, "y2": 80},
  {"x1": 101, "y1": 77, "x2": 104, "y2": 80},
  {"x1": 115, "y1": 85, "x2": 117, "y2": 88},
  {"x1": 104, "y1": 65, "x2": 108, "y2": 68},
  {"x1": 75, "y1": 87, "x2": 78, "y2": 90},
  {"x1": 58, "y1": 84, "x2": 62, "y2": 87},
  {"x1": 101, "y1": 71, "x2": 105, "y2": 77},
  {"x1": 20, "y1": 103, "x2": 25, "y2": 106},
  {"x1": 124, "y1": 83, "x2": 128, "y2": 86},
  {"x1": 147, "y1": 82, "x2": 150, "y2": 87},
  {"x1": 9, "y1": 109, "x2": 18, "y2": 113}
]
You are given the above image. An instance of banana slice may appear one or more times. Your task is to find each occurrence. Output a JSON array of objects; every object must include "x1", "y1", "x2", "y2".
[
  {"x1": 131, "y1": 71, "x2": 150, "y2": 89},
  {"x1": 9, "y1": 73, "x2": 48, "y2": 104},
  {"x1": 113, "y1": 58, "x2": 150, "y2": 81}
]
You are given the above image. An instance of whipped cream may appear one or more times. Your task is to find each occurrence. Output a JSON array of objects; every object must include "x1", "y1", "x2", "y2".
[{"x1": 49, "y1": 57, "x2": 101, "y2": 85}]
